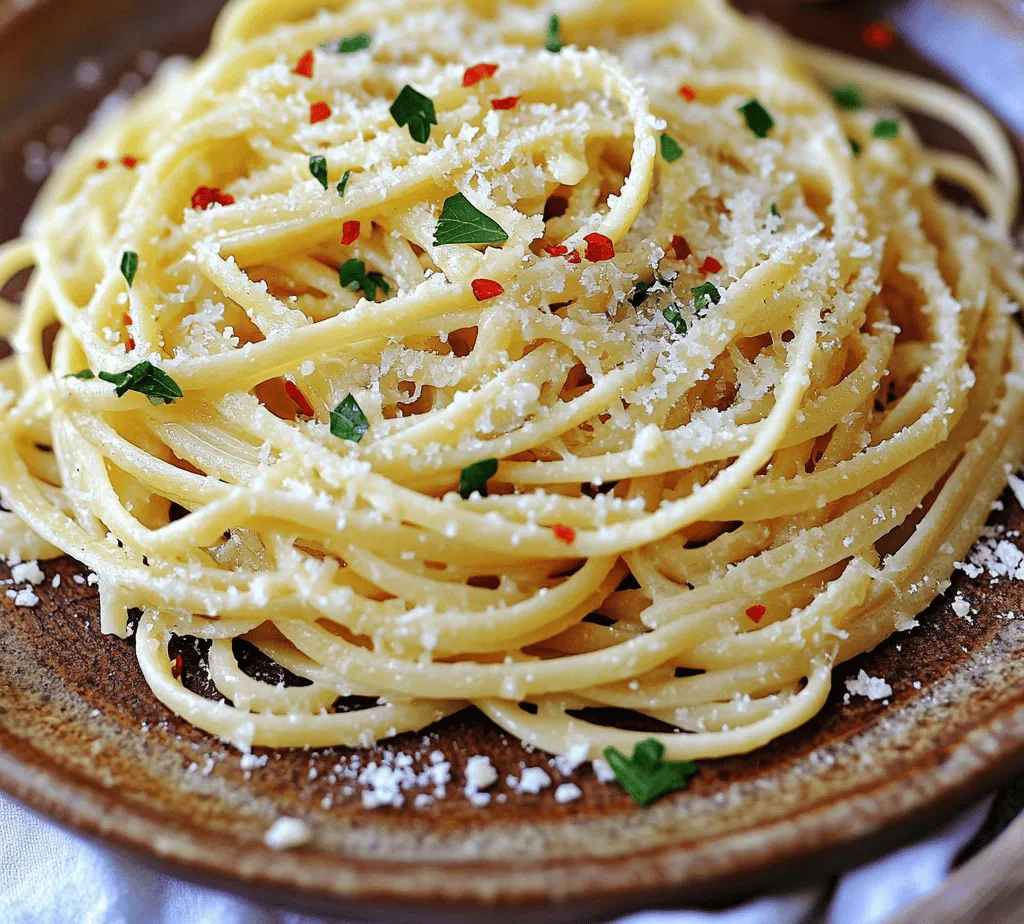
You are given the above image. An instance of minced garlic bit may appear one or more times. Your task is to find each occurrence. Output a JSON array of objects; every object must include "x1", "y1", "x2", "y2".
[{"x1": 0, "y1": 0, "x2": 1021, "y2": 782}]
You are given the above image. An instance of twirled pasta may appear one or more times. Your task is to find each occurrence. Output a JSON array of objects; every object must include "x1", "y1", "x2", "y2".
[{"x1": 1, "y1": 0, "x2": 1022, "y2": 762}]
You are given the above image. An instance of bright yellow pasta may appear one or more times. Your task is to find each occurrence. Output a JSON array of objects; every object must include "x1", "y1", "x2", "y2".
[{"x1": 1, "y1": 0, "x2": 1022, "y2": 761}]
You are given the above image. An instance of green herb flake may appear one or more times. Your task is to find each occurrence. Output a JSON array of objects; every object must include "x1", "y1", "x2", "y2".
[
  {"x1": 603, "y1": 738, "x2": 698, "y2": 806},
  {"x1": 309, "y1": 155, "x2": 328, "y2": 190},
  {"x1": 120, "y1": 251, "x2": 139, "y2": 288},
  {"x1": 68, "y1": 369, "x2": 95, "y2": 380},
  {"x1": 97, "y1": 361, "x2": 183, "y2": 405},
  {"x1": 770, "y1": 203, "x2": 781, "y2": 219},
  {"x1": 738, "y1": 98, "x2": 774, "y2": 139},
  {"x1": 433, "y1": 192, "x2": 509, "y2": 246},
  {"x1": 692, "y1": 281, "x2": 721, "y2": 315},
  {"x1": 338, "y1": 258, "x2": 389, "y2": 301},
  {"x1": 545, "y1": 15, "x2": 563, "y2": 53},
  {"x1": 329, "y1": 394, "x2": 368, "y2": 442},
  {"x1": 459, "y1": 458, "x2": 498, "y2": 499},
  {"x1": 337, "y1": 169, "x2": 351, "y2": 197},
  {"x1": 871, "y1": 118, "x2": 900, "y2": 140},
  {"x1": 660, "y1": 133, "x2": 684, "y2": 164},
  {"x1": 390, "y1": 85, "x2": 437, "y2": 144},
  {"x1": 630, "y1": 279, "x2": 656, "y2": 308},
  {"x1": 336, "y1": 33, "x2": 372, "y2": 54},
  {"x1": 832, "y1": 83, "x2": 864, "y2": 110},
  {"x1": 662, "y1": 305, "x2": 687, "y2": 335},
  {"x1": 849, "y1": 136, "x2": 862, "y2": 157}
]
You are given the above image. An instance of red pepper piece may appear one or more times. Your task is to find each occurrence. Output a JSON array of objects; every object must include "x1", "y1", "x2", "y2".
[
  {"x1": 284, "y1": 380, "x2": 316, "y2": 417},
  {"x1": 293, "y1": 50, "x2": 314, "y2": 78},
  {"x1": 463, "y1": 63, "x2": 499, "y2": 87},
  {"x1": 471, "y1": 279, "x2": 504, "y2": 301},
  {"x1": 552, "y1": 524, "x2": 576, "y2": 545},
  {"x1": 310, "y1": 101, "x2": 332, "y2": 124},
  {"x1": 584, "y1": 233, "x2": 615, "y2": 262},
  {"x1": 342, "y1": 220, "x2": 361, "y2": 245}
]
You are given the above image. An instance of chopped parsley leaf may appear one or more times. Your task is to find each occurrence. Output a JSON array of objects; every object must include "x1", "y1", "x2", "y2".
[
  {"x1": 832, "y1": 83, "x2": 864, "y2": 110},
  {"x1": 97, "y1": 361, "x2": 182, "y2": 405},
  {"x1": 434, "y1": 193, "x2": 509, "y2": 246},
  {"x1": 120, "y1": 251, "x2": 138, "y2": 288},
  {"x1": 603, "y1": 738, "x2": 698, "y2": 806},
  {"x1": 460, "y1": 458, "x2": 498, "y2": 498},
  {"x1": 309, "y1": 155, "x2": 328, "y2": 190},
  {"x1": 692, "y1": 281, "x2": 721, "y2": 314},
  {"x1": 337, "y1": 169, "x2": 351, "y2": 197},
  {"x1": 390, "y1": 85, "x2": 437, "y2": 144},
  {"x1": 738, "y1": 98, "x2": 774, "y2": 138},
  {"x1": 663, "y1": 305, "x2": 687, "y2": 335},
  {"x1": 330, "y1": 394, "x2": 368, "y2": 442},
  {"x1": 871, "y1": 118, "x2": 900, "y2": 139},
  {"x1": 660, "y1": 133, "x2": 683, "y2": 163},
  {"x1": 545, "y1": 15, "x2": 563, "y2": 53},
  {"x1": 336, "y1": 33, "x2": 372, "y2": 54},
  {"x1": 338, "y1": 259, "x2": 389, "y2": 301}
]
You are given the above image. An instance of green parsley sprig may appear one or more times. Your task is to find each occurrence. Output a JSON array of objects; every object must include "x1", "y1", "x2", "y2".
[
  {"x1": 660, "y1": 133, "x2": 683, "y2": 164},
  {"x1": 390, "y1": 85, "x2": 437, "y2": 144},
  {"x1": 545, "y1": 15, "x2": 563, "y2": 53},
  {"x1": 77, "y1": 361, "x2": 183, "y2": 405},
  {"x1": 603, "y1": 738, "x2": 698, "y2": 806},
  {"x1": 434, "y1": 193, "x2": 509, "y2": 246},
  {"x1": 460, "y1": 458, "x2": 498, "y2": 498},
  {"x1": 339, "y1": 259, "x2": 389, "y2": 301},
  {"x1": 330, "y1": 394, "x2": 368, "y2": 442},
  {"x1": 738, "y1": 98, "x2": 774, "y2": 139}
]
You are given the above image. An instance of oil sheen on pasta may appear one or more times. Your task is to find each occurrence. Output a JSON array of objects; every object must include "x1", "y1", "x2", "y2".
[{"x1": 0, "y1": 0, "x2": 1023, "y2": 760}]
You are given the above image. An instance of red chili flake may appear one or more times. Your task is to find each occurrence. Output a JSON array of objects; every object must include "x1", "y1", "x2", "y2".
[
  {"x1": 284, "y1": 380, "x2": 315, "y2": 417},
  {"x1": 191, "y1": 186, "x2": 235, "y2": 210},
  {"x1": 699, "y1": 256, "x2": 722, "y2": 275},
  {"x1": 171, "y1": 654, "x2": 183, "y2": 679},
  {"x1": 584, "y1": 233, "x2": 615, "y2": 262},
  {"x1": 293, "y1": 50, "x2": 314, "y2": 78},
  {"x1": 123, "y1": 315, "x2": 132, "y2": 326},
  {"x1": 671, "y1": 234, "x2": 691, "y2": 260},
  {"x1": 544, "y1": 195, "x2": 569, "y2": 221},
  {"x1": 491, "y1": 96, "x2": 520, "y2": 111},
  {"x1": 544, "y1": 243, "x2": 569, "y2": 257},
  {"x1": 121, "y1": 156, "x2": 138, "y2": 168},
  {"x1": 746, "y1": 604, "x2": 766, "y2": 624},
  {"x1": 552, "y1": 524, "x2": 576, "y2": 545},
  {"x1": 126, "y1": 337, "x2": 136, "y2": 351},
  {"x1": 341, "y1": 220, "x2": 361, "y2": 245},
  {"x1": 310, "y1": 101, "x2": 332, "y2": 124},
  {"x1": 861, "y1": 21, "x2": 895, "y2": 50},
  {"x1": 679, "y1": 85, "x2": 697, "y2": 102},
  {"x1": 565, "y1": 249, "x2": 582, "y2": 264},
  {"x1": 471, "y1": 278, "x2": 504, "y2": 301},
  {"x1": 96, "y1": 159, "x2": 109, "y2": 170},
  {"x1": 463, "y1": 62, "x2": 499, "y2": 87}
]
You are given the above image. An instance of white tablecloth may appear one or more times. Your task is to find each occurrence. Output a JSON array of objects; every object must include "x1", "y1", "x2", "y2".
[
  {"x1": 2, "y1": 1, "x2": 1021, "y2": 922},
  {"x1": 0, "y1": 793, "x2": 993, "y2": 924}
]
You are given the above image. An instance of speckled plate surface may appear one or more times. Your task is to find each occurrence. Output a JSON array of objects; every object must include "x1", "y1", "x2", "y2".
[{"x1": 1, "y1": 1, "x2": 1024, "y2": 921}]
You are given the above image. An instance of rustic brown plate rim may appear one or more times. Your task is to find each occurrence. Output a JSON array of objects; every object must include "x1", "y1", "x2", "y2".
[{"x1": 2, "y1": 1, "x2": 1024, "y2": 921}]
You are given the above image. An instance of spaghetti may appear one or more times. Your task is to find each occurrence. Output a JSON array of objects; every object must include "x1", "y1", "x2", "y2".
[{"x1": 0, "y1": 0, "x2": 1022, "y2": 763}]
